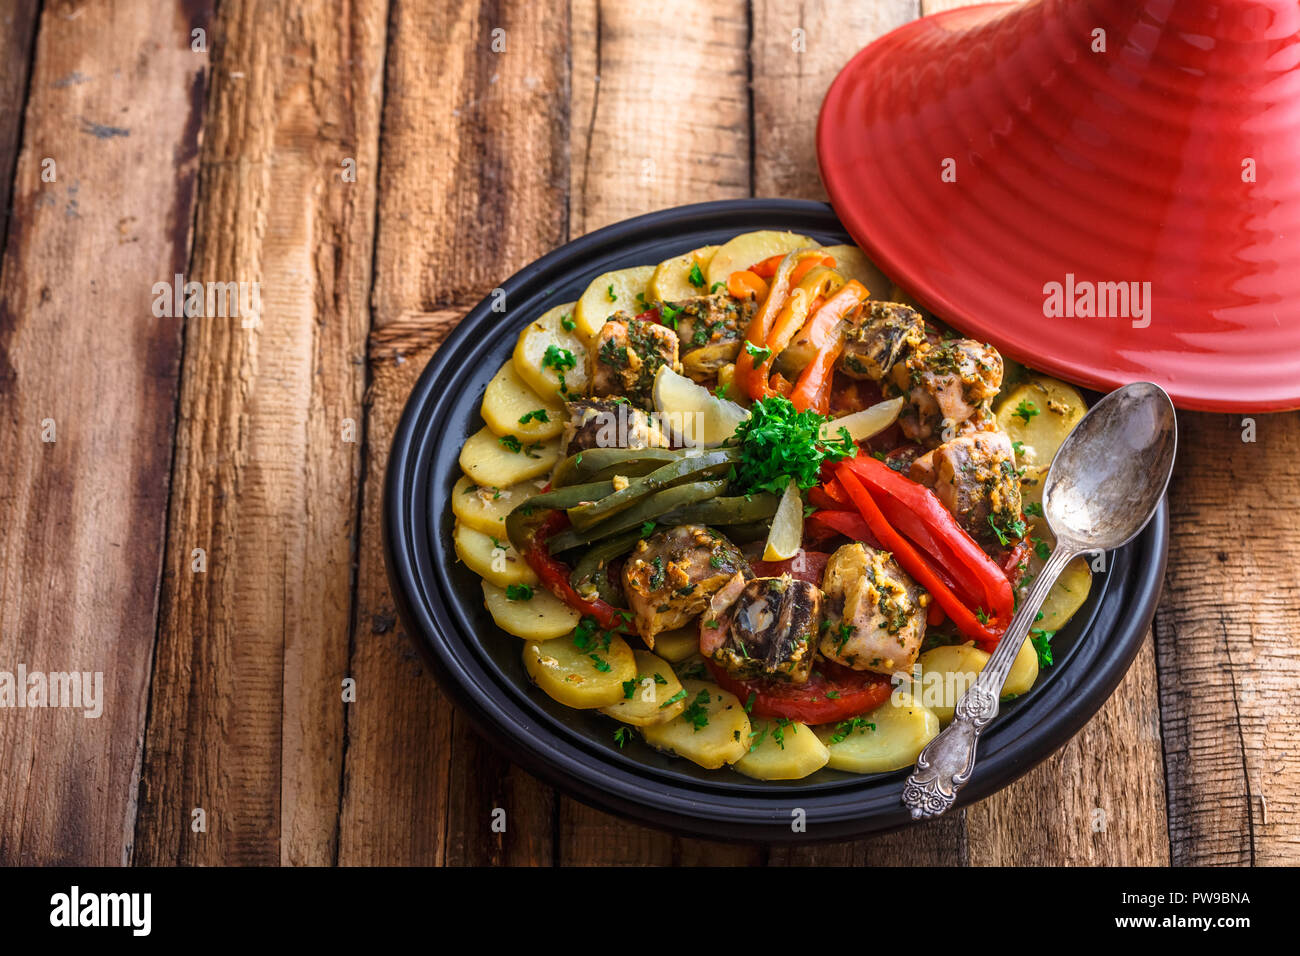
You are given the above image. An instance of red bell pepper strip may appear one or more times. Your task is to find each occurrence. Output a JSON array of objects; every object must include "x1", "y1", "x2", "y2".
[
  {"x1": 804, "y1": 509, "x2": 880, "y2": 549},
  {"x1": 520, "y1": 511, "x2": 631, "y2": 632},
  {"x1": 836, "y1": 464, "x2": 1004, "y2": 647},
  {"x1": 839, "y1": 455, "x2": 1014, "y2": 626}
]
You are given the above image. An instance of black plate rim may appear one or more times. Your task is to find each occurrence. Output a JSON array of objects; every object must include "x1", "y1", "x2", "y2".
[{"x1": 382, "y1": 197, "x2": 1170, "y2": 843}]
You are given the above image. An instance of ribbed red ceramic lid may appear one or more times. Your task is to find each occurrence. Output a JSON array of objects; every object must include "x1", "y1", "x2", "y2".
[{"x1": 818, "y1": 0, "x2": 1300, "y2": 411}]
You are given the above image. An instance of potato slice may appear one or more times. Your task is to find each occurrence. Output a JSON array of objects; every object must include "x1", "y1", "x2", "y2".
[
  {"x1": 995, "y1": 376, "x2": 1087, "y2": 468},
  {"x1": 816, "y1": 690, "x2": 939, "y2": 774},
  {"x1": 481, "y1": 360, "x2": 565, "y2": 442},
  {"x1": 482, "y1": 580, "x2": 579, "y2": 641},
  {"x1": 458, "y1": 426, "x2": 559, "y2": 488},
  {"x1": 572, "y1": 265, "x2": 656, "y2": 342},
  {"x1": 916, "y1": 636, "x2": 1045, "y2": 721},
  {"x1": 451, "y1": 474, "x2": 541, "y2": 536},
  {"x1": 734, "y1": 719, "x2": 829, "y2": 780},
  {"x1": 1003, "y1": 636, "x2": 1040, "y2": 698},
  {"x1": 1019, "y1": 464, "x2": 1049, "y2": 537},
  {"x1": 1037, "y1": 554, "x2": 1093, "y2": 632},
  {"x1": 452, "y1": 520, "x2": 538, "y2": 589},
  {"x1": 705, "y1": 231, "x2": 818, "y2": 288},
  {"x1": 820, "y1": 244, "x2": 889, "y2": 298},
  {"x1": 651, "y1": 626, "x2": 699, "y2": 663},
  {"x1": 513, "y1": 302, "x2": 589, "y2": 400},
  {"x1": 641, "y1": 679, "x2": 750, "y2": 769},
  {"x1": 523, "y1": 631, "x2": 637, "y2": 709},
  {"x1": 599, "y1": 650, "x2": 686, "y2": 726},
  {"x1": 915, "y1": 643, "x2": 989, "y2": 725},
  {"x1": 648, "y1": 245, "x2": 719, "y2": 303}
]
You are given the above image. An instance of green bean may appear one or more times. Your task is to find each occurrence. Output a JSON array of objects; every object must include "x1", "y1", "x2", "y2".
[
  {"x1": 568, "y1": 530, "x2": 642, "y2": 603},
  {"x1": 548, "y1": 480, "x2": 728, "y2": 553},
  {"x1": 657, "y1": 493, "x2": 780, "y2": 527},
  {"x1": 552, "y1": 446, "x2": 680, "y2": 487},
  {"x1": 566, "y1": 448, "x2": 739, "y2": 531},
  {"x1": 504, "y1": 480, "x2": 613, "y2": 552}
]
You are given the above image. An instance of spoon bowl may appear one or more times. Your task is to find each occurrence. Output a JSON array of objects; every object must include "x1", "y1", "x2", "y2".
[{"x1": 1044, "y1": 382, "x2": 1178, "y2": 552}]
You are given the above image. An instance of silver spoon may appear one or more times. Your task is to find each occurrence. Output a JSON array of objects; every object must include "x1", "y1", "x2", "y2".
[{"x1": 902, "y1": 381, "x2": 1177, "y2": 820}]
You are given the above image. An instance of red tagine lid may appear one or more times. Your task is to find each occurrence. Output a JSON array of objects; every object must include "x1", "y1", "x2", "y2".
[{"x1": 818, "y1": 0, "x2": 1300, "y2": 411}]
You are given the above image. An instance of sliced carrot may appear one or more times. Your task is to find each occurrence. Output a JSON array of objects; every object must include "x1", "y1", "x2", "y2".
[{"x1": 726, "y1": 269, "x2": 768, "y2": 302}]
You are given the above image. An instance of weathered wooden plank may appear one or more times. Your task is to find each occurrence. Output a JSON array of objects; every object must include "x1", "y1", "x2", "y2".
[
  {"x1": 0, "y1": 0, "x2": 39, "y2": 252},
  {"x1": 369, "y1": 0, "x2": 571, "y2": 325},
  {"x1": 132, "y1": 0, "x2": 387, "y2": 865},
  {"x1": 1155, "y1": 413, "x2": 1300, "y2": 865},
  {"x1": 569, "y1": 0, "x2": 750, "y2": 235},
  {"x1": 751, "y1": 0, "x2": 920, "y2": 198},
  {"x1": 0, "y1": 0, "x2": 210, "y2": 865},
  {"x1": 558, "y1": 0, "x2": 759, "y2": 864},
  {"x1": 337, "y1": 0, "x2": 570, "y2": 866}
]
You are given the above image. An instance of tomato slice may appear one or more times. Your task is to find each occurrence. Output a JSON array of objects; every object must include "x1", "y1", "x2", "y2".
[{"x1": 704, "y1": 658, "x2": 893, "y2": 724}]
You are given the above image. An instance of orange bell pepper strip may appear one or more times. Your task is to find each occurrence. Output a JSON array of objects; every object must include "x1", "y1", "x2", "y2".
[
  {"x1": 788, "y1": 280, "x2": 868, "y2": 412},
  {"x1": 751, "y1": 252, "x2": 835, "y2": 280},
  {"x1": 734, "y1": 249, "x2": 830, "y2": 401}
]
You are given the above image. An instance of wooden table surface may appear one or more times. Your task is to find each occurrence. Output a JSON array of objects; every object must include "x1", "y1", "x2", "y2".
[{"x1": 0, "y1": 0, "x2": 1294, "y2": 867}]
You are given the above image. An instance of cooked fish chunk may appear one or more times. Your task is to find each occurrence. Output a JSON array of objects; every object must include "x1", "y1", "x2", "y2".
[
  {"x1": 910, "y1": 430, "x2": 1024, "y2": 549},
  {"x1": 622, "y1": 525, "x2": 750, "y2": 645},
  {"x1": 886, "y1": 338, "x2": 1002, "y2": 445},
  {"x1": 699, "y1": 575, "x2": 821, "y2": 683},
  {"x1": 819, "y1": 543, "x2": 928, "y2": 675},
  {"x1": 591, "y1": 313, "x2": 680, "y2": 408},
  {"x1": 561, "y1": 398, "x2": 665, "y2": 456},
  {"x1": 669, "y1": 293, "x2": 754, "y2": 382},
  {"x1": 838, "y1": 301, "x2": 927, "y2": 382}
]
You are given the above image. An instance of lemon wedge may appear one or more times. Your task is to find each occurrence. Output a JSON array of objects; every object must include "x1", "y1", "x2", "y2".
[
  {"x1": 762, "y1": 478, "x2": 804, "y2": 561},
  {"x1": 651, "y1": 365, "x2": 750, "y2": 446},
  {"x1": 822, "y1": 396, "x2": 904, "y2": 443}
]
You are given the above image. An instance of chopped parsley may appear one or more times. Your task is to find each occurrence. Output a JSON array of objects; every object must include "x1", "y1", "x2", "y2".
[
  {"x1": 688, "y1": 262, "x2": 706, "y2": 288},
  {"x1": 560, "y1": 313, "x2": 576, "y2": 332},
  {"x1": 542, "y1": 344, "x2": 577, "y2": 394},
  {"x1": 606, "y1": 284, "x2": 617, "y2": 302},
  {"x1": 829, "y1": 716, "x2": 876, "y2": 744},
  {"x1": 498, "y1": 435, "x2": 523, "y2": 454},
  {"x1": 1024, "y1": 501, "x2": 1044, "y2": 517},
  {"x1": 743, "y1": 341, "x2": 771, "y2": 364},
  {"x1": 504, "y1": 583, "x2": 533, "y2": 601},
  {"x1": 640, "y1": 521, "x2": 656, "y2": 539},
  {"x1": 1033, "y1": 537, "x2": 1051, "y2": 561},
  {"x1": 613, "y1": 727, "x2": 631, "y2": 748},
  {"x1": 1014, "y1": 399, "x2": 1039, "y2": 424},
  {"x1": 710, "y1": 280, "x2": 726, "y2": 294},
  {"x1": 660, "y1": 301, "x2": 682, "y2": 329},
  {"x1": 681, "y1": 689, "x2": 712, "y2": 731},
  {"x1": 659, "y1": 688, "x2": 687, "y2": 709},
  {"x1": 1031, "y1": 628, "x2": 1055, "y2": 668},
  {"x1": 518, "y1": 408, "x2": 550, "y2": 425}
]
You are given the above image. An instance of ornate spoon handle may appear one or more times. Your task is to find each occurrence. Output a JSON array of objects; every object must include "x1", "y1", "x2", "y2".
[{"x1": 902, "y1": 544, "x2": 1078, "y2": 819}]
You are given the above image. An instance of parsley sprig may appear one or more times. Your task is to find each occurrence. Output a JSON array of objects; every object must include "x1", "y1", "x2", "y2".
[{"x1": 729, "y1": 396, "x2": 856, "y2": 496}]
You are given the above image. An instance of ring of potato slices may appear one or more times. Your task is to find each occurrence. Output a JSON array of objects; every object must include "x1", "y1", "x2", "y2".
[{"x1": 454, "y1": 231, "x2": 1092, "y2": 781}]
